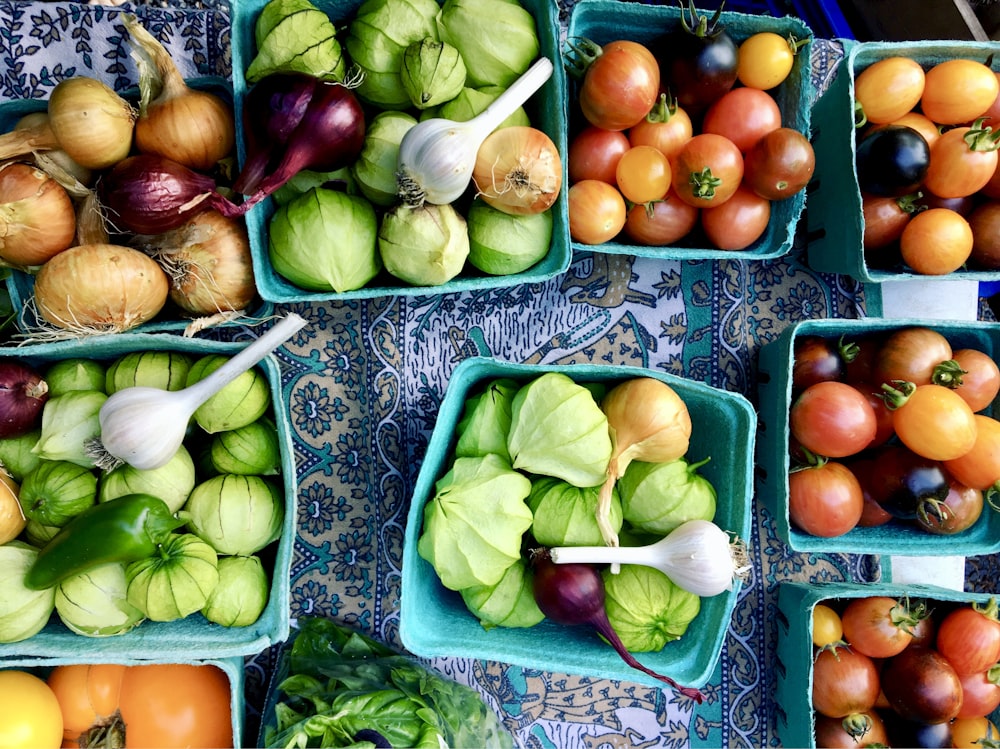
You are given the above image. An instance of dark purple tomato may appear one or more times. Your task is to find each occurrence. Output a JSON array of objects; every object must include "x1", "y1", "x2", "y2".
[
  {"x1": 856, "y1": 125, "x2": 931, "y2": 197},
  {"x1": 656, "y1": 4, "x2": 738, "y2": 115}
]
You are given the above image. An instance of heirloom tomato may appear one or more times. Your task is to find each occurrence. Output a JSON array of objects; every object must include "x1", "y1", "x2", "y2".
[
  {"x1": 881, "y1": 646, "x2": 963, "y2": 724},
  {"x1": 853, "y1": 56, "x2": 925, "y2": 125},
  {"x1": 888, "y1": 382, "x2": 977, "y2": 461},
  {"x1": 811, "y1": 603, "x2": 843, "y2": 648},
  {"x1": 944, "y1": 414, "x2": 1000, "y2": 491},
  {"x1": 791, "y1": 335, "x2": 844, "y2": 394},
  {"x1": 862, "y1": 193, "x2": 917, "y2": 250},
  {"x1": 949, "y1": 348, "x2": 1000, "y2": 412},
  {"x1": 700, "y1": 184, "x2": 769, "y2": 250},
  {"x1": 628, "y1": 93, "x2": 693, "y2": 160},
  {"x1": 936, "y1": 603, "x2": 1000, "y2": 675},
  {"x1": 811, "y1": 646, "x2": 880, "y2": 718},
  {"x1": 736, "y1": 31, "x2": 802, "y2": 90},
  {"x1": 814, "y1": 711, "x2": 888, "y2": 749},
  {"x1": 671, "y1": 133, "x2": 743, "y2": 207},
  {"x1": 701, "y1": 86, "x2": 781, "y2": 153},
  {"x1": 568, "y1": 126, "x2": 630, "y2": 184},
  {"x1": 840, "y1": 596, "x2": 917, "y2": 658},
  {"x1": 952, "y1": 716, "x2": 1000, "y2": 748},
  {"x1": 900, "y1": 207, "x2": 974, "y2": 275},
  {"x1": 575, "y1": 39, "x2": 660, "y2": 131},
  {"x1": 790, "y1": 380, "x2": 877, "y2": 458},
  {"x1": 616, "y1": 145, "x2": 671, "y2": 204},
  {"x1": 956, "y1": 668, "x2": 1000, "y2": 718},
  {"x1": 743, "y1": 127, "x2": 815, "y2": 201},
  {"x1": 921, "y1": 58, "x2": 1000, "y2": 125},
  {"x1": 915, "y1": 478, "x2": 983, "y2": 535},
  {"x1": 788, "y1": 460, "x2": 864, "y2": 537},
  {"x1": 969, "y1": 201, "x2": 1000, "y2": 269},
  {"x1": 872, "y1": 326, "x2": 952, "y2": 385},
  {"x1": 568, "y1": 179, "x2": 626, "y2": 244},
  {"x1": 923, "y1": 122, "x2": 1000, "y2": 199},
  {"x1": 623, "y1": 195, "x2": 698, "y2": 245}
]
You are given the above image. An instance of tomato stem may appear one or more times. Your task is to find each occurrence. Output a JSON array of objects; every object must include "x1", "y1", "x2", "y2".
[
  {"x1": 562, "y1": 37, "x2": 603, "y2": 79},
  {"x1": 837, "y1": 335, "x2": 860, "y2": 364},
  {"x1": 879, "y1": 380, "x2": 915, "y2": 410},
  {"x1": 687, "y1": 166, "x2": 722, "y2": 199},
  {"x1": 786, "y1": 33, "x2": 811, "y2": 55},
  {"x1": 931, "y1": 359, "x2": 968, "y2": 389}
]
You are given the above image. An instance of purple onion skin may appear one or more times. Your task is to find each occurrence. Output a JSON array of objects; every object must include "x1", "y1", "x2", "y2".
[
  {"x1": 233, "y1": 76, "x2": 366, "y2": 213},
  {"x1": 531, "y1": 550, "x2": 704, "y2": 703},
  {"x1": 0, "y1": 361, "x2": 48, "y2": 438},
  {"x1": 101, "y1": 154, "x2": 240, "y2": 234}
]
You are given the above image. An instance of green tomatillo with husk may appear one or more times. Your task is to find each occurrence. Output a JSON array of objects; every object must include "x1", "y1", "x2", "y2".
[
  {"x1": 378, "y1": 202, "x2": 469, "y2": 286},
  {"x1": 401, "y1": 38, "x2": 467, "y2": 110},
  {"x1": 32, "y1": 390, "x2": 107, "y2": 468},
  {"x1": 125, "y1": 532, "x2": 219, "y2": 622},
  {"x1": 185, "y1": 356, "x2": 271, "y2": 434},
  {"x1": 99, "y1": 443, "x2": 196, "y2": 513},
  {"x1": 201, "y1": 554, "x2": 269, "y2": 627},
  {"x1": 19, "y1": 459, "x2": 98, "y2": 527},
  {"x1": 209, "y1": 419, "x2": 281, "y2": 476},
  {"x1": 352, "y1": 111, "x2": 418, "y2": 207},
  {"x1": 44, "y1": 358, "x2": 107, "y2": 396},
  {"x1": 55, "y1": 561, "x2": 145, "y2": 637},
  {"x1": 105, "y1": 350, "x2": 194, "y2": 394},
  {"x1": 454, "y1": 378, "x2": 519, "y2": 462},
  {"x1": 602, "y1": 564, "x2": 700, "y2": 653},
  {"x1": 460, "y1": 557, "x2": 543, "y2": 630},
  {"x1": 182, "y1": 474, "x2": 284, "y2": 555},
  {"x1": 0, "y1": 541, "x2": 56, "y2": 642}
]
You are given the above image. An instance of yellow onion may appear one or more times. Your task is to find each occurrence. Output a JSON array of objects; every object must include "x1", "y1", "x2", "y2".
[
  {"x1": 132, "y1": 210, "x2": 256, "y2": 316},
  {"x1": 46, "y1": 76, "x2": 136, "y2": 170},
  {"x1": 125, "y1": 16, "x2": 235, "y2": 171},
  {"x1": 15, "y1": 112, "x2": 93, "y2": 185},
  {"x1": 33, "y1": 244, "x2": 169, "y2": 334},
  {"x1": 472, "y1": 125, "x2": 562, "y2": 216},
  {"x1": 0, "y1": 161, "x2": 76, "y2": 266},
  {"x1": 596, "y1": 377, "x2": 692, "y2": 549},
  {"x1": 0, "y1": 470, "x2": 25, "y2": 545}
]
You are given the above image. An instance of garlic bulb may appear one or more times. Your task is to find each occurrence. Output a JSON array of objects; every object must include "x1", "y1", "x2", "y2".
[
  {"x1": 549, "y1": 519, "x2": 751, "y2": 597},
  {"x1": 92, "y1": 313, "x2": 307, "y2": 470},
  {"x1": 396, "y1": 57, "x2": 553, "y2": 206}
]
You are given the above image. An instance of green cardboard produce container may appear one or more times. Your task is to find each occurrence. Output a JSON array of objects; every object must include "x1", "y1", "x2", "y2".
[
  {"x1": 0, "y1": 78, "x2": 274, "y2": 335},
  {"x1": 399, "y1": 356, "x2": 756, "y2": 689},
  {"x1": 806, "y1": 40, "x2": 1000, "y2": 283},
  {"x1": 1, "y1": 655, "x2": 244, "y2": 747},
  {"x1": 0, "y1": 332, "x2": 295, "y2": 659},
  {"x1": 229, "y1": 0, "x2": 571, "y2": 302},
  {"x1": 756, "y1": 317, "x2": 1000, "y2": 555},
  {"x1": 775, "y1": 581, "x2": 999, "y2": 748},
  {"x1": 565, "y1": 0, "x2": 813, "y2": 260}
]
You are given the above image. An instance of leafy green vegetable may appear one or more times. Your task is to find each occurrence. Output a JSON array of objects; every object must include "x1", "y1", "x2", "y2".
[
  {"x1": 417, "y1": 453, "x2": 532, "y2": 590},
  {"x1": 602, "y1": 564, "x2": 701, "y2": 653},
  {"x1": 618, "y1": 457, "x2": 717, "y2": 535},
  {"x1": 260, "y1": 617, "x2": 514, "y2": 748},
  {"x1": 506, "y1": 372, "x2": 612, "y2": 488},
  {"x1": 526, "y1": 476, "x2": 622, "y2": 547},
  {"x1": 454, "y1": 378, "x2": 519, "y2": 461}
]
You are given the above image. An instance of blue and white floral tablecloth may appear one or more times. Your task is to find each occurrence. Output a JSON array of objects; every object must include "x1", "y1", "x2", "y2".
[{"x1": 3, "y1": 2, "x2": 997, "y2": 746}]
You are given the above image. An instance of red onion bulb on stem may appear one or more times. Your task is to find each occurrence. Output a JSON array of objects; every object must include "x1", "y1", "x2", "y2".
[{"x1": 0, "y1": 362, "x2": 49, "y2": 438}]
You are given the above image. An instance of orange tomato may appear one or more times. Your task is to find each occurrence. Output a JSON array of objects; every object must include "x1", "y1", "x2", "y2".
[
  {"x1": 854, "y1": 56, "x2": 925, "y2": 125},
  {"x1": 923, "y1": 124, "x2": 1000, "y2": 199},
  {"x1": 899, "y1": 207, "x2": 973, "y2": 275},
  {"x1": 568, "y1": 179, "x2": 627, "y2": 245},
  {"x1": 892, "y1": 383, "x2": 977, "y2": 461},
  {"x1": 47, "y1": 663, "x2": 232, "y2": 749},
  {"x1": 921, "y1": 59, "x2": 1000, "y2": 125},
  {"x1": 945, "y1": 414, "x2": 1000, "y2": 491}
]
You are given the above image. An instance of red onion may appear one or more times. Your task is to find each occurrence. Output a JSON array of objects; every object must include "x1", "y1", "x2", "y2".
[
  {"x1": 100, "y1": 154, "x2": 239, "y2": 234},
  {"x1": 531, "y1": 549, "x2": 704, "y2": 702},
  {"x1": 232, "y1": 73, "x2": 366, "y2": 213},
  {"x1": 0, "y1": 361, "x2": 49, "y2": 438}
]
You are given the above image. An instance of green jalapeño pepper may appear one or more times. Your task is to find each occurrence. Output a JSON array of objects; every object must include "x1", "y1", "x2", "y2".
[{"x1": 25, "y1": 493, "x2": 185, "y2": 590}]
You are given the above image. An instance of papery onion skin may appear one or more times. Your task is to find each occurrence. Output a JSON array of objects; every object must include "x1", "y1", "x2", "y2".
[
  {"x1": 0, "y1": 361, "x2": 49, "y2": 439},
  {"x1": 47, "y1": 76, "x2": 136, "y2": 170},
  {"x1": 473, "y1": 125, "x2": 562, "y2": 216},
  {"x1": 0, "y1": 161, "x2": 77, "y2": 266},
  {"x1": 133, "y1": 210, "x2": 256, "y2": 315},
  {"x1": 33, "y1": 244, "x2": 170, "y2": 334},
  {"x1": 136, "y1": 89, "x2": 236, "y2": 172}
]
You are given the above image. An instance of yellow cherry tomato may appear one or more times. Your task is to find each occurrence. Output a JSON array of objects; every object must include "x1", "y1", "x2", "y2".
[
  {"x1": 811, "y1": 603, "x2": 843, "y2": 648},
  {"x1": 0, "y1": 670, "x2": 63, "y2": 749},
  {"x1": 952, "y1": 716, "x2": 1000, "y2": 748},
  {"x1": 737, "y1": 32, "x2": 803, "y2": 90}
]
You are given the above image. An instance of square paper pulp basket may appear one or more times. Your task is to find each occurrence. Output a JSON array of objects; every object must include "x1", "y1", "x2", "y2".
[
  {"x1": 229, "y1": 0, "x2": 570, "y2": 303},
  {"x1": 1, "y1": 656, "x2": 245, "y2": 747},
  {"x1": 400, "y1": 357, "x2": 756, "y2": 689},
  {"x1": 775, "y1": 581, "x2": 1000, "y2": 748},
  {"x1": 0, "y1": 78, "x2": 274, "y2": 335},
  {"x1": 565, "y1": 0, "x2": 813, "y2": 260},
  {"x1": 756, "y1": 317, "x2": 1000, "y2": 556},
  {"x1": 807, "y1": 40, "x2": 1000, "y2": 283},
  {"x1": 0, "y1": 332, "x2": 295, "y2": 659}
]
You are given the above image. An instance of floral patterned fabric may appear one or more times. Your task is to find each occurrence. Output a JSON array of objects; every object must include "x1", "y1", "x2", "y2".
[{"x1": 2, "y1": 3, "x2": 996, "y2": 746}]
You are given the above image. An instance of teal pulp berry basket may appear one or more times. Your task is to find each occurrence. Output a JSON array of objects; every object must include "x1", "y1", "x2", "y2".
[
  {"x1": 0, "y1": 78, "x2": 274, "y2": 336},
  {"x1": 565, "y1": 0, "x2": 813, "y2": 260},
  {"x1": 756, "y1": 317, "x2": 1000, "y2": 556},
  {"x1": 806, "y1": 39, "x2": 1000, "y2": 283},
  {"x1": 775, "y1": 581, "x2": 1000, "y2": 748},
  {"x1": 1, "y1": 655, "x2": 245, "y2": 747},
  {"x1": 228, "y1": 0, "x2": 571, "y2": 302},
  {"x1": 400, "y1": 357, "x2": 756, "y2": 690},
  {"x1": 0, "y1": 332, "x2": 295, "y2": 660}
]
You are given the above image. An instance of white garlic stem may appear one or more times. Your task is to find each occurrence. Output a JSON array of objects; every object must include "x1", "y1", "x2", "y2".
[
  {"x1": 396, "y1": 57, "x2": 554, "y2": 206},
  {"x1": 97, "y1": 313, "x2": 307, "y2": 470}
]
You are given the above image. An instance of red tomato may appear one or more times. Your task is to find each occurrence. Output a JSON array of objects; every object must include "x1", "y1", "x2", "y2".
[
  {"x1": 915, "y1": 478, "x2": 983, "y2": 535},
  {"x1": 849, "y1": 382, "x2": 895, "y2": 448},
  {"x1": 862, "y1": 192, "x2": 918, "y2": 251},
  {"x1": 623, "y1": 195, "x2": 699, "y2": 245},
  {"x1": 873, "y1": 327, "x2": 953, "y2": 386},
  {"x1": 790, "y1": 381, "x2": 878, "y2": 458},
  {"x1": 788, "y1": 460, "x2": 864, "y2": 537},
  {"x1": 945, "y1": 414, "x2": 1000, "y2": 491},
  {"x1": 900, "y1": 207, "x2": 974, "y2": 275},
  {"x1": 670, "y1": 133, "x2": 744, "y2": 208},
  {"x1": 846, "y1": 456, "x2": 893, "y2": 527},
  {"x1": 628, "y1": 94, "x2": 693, "y2": 160},
  {"x1": 923, "y1": 123, "x2": 1000, "y2": 199},
  {"x1": 843, "y1": 333, "x2": 886, "y2": 385},
  {"x1": 957, "y1": 669, "x2": 1000, "y2": 719},
  {"x1": 568, "y1": 126, "x2": 631, "y2": 184},
  {"x1": 814, "y1": 711, "x2": 888, "y2": 749},
  {"x1": 881, "y1": 646, "x2": 964, "y2": 724},
  {"x1": 700, "y1": 184, "x2": 770, "y2": 250},
  {"x1": 577, "y1": 40, "x2": 660, "y2": 131},
  {"x1": 742, "y1": 127, "x2": 815, "y2": 201},
  {"x1": 969, "y1": 200, "x2": 1000, "y2": 269},
  {"x1": 792, "y1": 335, "x2": 845, "y2": 394},
  {"x1": 811, "y1": 646, "x2": 881, "y2": 718},
  {"x1": 922, "y1": 58, "x2": 1000, "y2": 125},
  {"x1": 854, "y1": 56, "x2": 926, "y2": 125},
  {"x1": 936, "y1": 604, "x2": 1000, "y2": 675},
  {"x1": 950, "y1": 348, "x2": 1000, "y2": 412},
  {"x1": 840, "y1": 596, "x2": 918, "y2": 658},
  {"x1": 889, "y1": 382, "x2": 977, "y2": 461},
  {"x1": 568, "y1": 180, "x2": 627, "y2": 245},
  {"x1": 701, "y1": 87, "x2": 781, "y2": 153}
]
